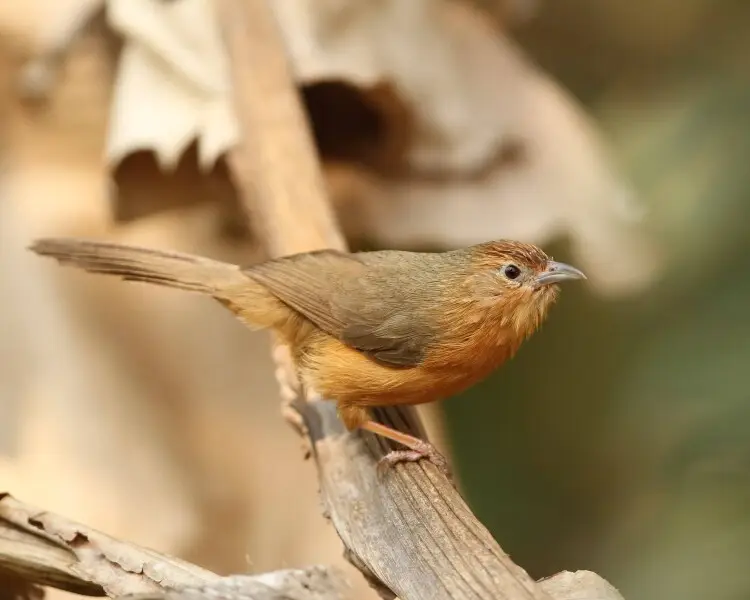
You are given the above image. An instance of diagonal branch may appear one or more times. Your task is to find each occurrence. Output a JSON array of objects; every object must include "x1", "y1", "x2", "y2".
[{"x1": 215, "y1": 1, "x2": 625, "y2": 599}]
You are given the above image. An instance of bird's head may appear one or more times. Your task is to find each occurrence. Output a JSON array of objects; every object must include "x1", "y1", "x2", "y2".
[{"x1": 464, "y1": 240, "x2": 586, "y2": 339}]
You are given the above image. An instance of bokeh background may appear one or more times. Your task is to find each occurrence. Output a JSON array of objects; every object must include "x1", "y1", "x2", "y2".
[{"x1": 1, "y1": 1, "x2": 749, "y2": 599}]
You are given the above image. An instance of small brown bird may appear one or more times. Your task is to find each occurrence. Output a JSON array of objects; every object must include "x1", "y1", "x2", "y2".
[{"x1": 30, "y1": 238, "x2": 585, "y2": 473}]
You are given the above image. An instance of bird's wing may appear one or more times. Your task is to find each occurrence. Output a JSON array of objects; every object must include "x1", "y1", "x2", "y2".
[{"x1": 246, "y1": 249, "x2": 435, "y2": 367}]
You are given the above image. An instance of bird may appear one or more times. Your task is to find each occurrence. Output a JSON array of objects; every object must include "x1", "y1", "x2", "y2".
[{"x1": 30, "y1": 238, "x2": 586, "y2": 475}]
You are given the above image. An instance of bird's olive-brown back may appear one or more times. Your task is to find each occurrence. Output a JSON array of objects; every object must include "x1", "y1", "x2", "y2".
[{"x1": 245, "y1": 248, "x2": 475, "y2": 367}]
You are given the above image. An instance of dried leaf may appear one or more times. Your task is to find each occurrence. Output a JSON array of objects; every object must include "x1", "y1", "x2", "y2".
[
  {"x1": 18, "y1": 0, "x2": 658, "y2": 295},
  {"x1": 105, "y1": 0, "x2": 238, "y2": 171},
  {"x1": 111, "y1": 145, "x2": 240, "y2": 224},
  {"x1": 12, "y1": 0, "x2": 659, "y2": 296}
]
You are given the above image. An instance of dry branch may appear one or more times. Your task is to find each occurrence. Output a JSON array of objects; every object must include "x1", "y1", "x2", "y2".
[
  {"x1": 121, "y1": 569, "x2": 345, "y2": 600},
  {"x1": 539, "y1": 571, "x2": 624, "y2": 600},
  {"x1": 215, "y1": 1, "x2": 625, "y2": 599},
  {"x1": 0, "y1": 493, "x2": 345, "y2": 600},
  {"x1": 0, "y1": 492, "x2": 620, "y2": 600}
]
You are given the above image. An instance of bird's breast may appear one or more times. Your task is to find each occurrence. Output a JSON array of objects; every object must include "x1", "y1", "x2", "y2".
[{"x1": 300, "y1": 328, "x2": 518, "y2": 408}]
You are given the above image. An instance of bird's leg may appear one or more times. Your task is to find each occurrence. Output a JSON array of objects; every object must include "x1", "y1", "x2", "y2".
[{"x1": 359, "y1": 420, "x2": 452, "y2": 480}]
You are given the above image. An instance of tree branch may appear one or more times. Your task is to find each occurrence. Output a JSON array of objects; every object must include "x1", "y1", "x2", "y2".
[
  {"x1": 0, "y1": 493, "x2": 345, "y2": 600},
  {"x1": 215, "y1": 1, "x2": 625, "y2": 599},
  {"x1": 0, "y1": 491, "x2": 621, "y2": 600}
]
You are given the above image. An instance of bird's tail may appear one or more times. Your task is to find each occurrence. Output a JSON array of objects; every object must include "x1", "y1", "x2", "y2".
[{"x1": 30, "y1": 238, "x2": 247, "y2": 295}]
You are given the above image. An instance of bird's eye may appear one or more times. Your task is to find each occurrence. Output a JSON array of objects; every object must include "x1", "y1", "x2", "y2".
[{"x1": 503, "y1": 264, "x2": 521, "y2": 280}]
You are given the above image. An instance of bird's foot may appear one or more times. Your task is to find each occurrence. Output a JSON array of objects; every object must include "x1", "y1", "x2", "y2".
[{"x1": 377, "y1": 440, "x2": 452, "y2": 481}]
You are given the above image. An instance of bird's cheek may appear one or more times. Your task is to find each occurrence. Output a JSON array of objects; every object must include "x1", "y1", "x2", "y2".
[{"x1": 466, "y1": 273, "x2": 504, "y2": 300}]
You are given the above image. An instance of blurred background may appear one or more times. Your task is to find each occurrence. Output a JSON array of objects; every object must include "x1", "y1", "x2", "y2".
[{"x1": 1, "y1": 1, "x2": 749, "y2": 599}]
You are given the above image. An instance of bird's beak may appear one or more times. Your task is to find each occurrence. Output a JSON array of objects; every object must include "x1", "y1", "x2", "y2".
[{"x1": 535, "y1": 261, "x2": 587, "y2": 287}]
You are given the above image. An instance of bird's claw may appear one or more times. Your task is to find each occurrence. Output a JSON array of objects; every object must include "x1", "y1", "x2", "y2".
[{"x1": 376, "y1": 440, "x2": 453, "y2": 482}]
